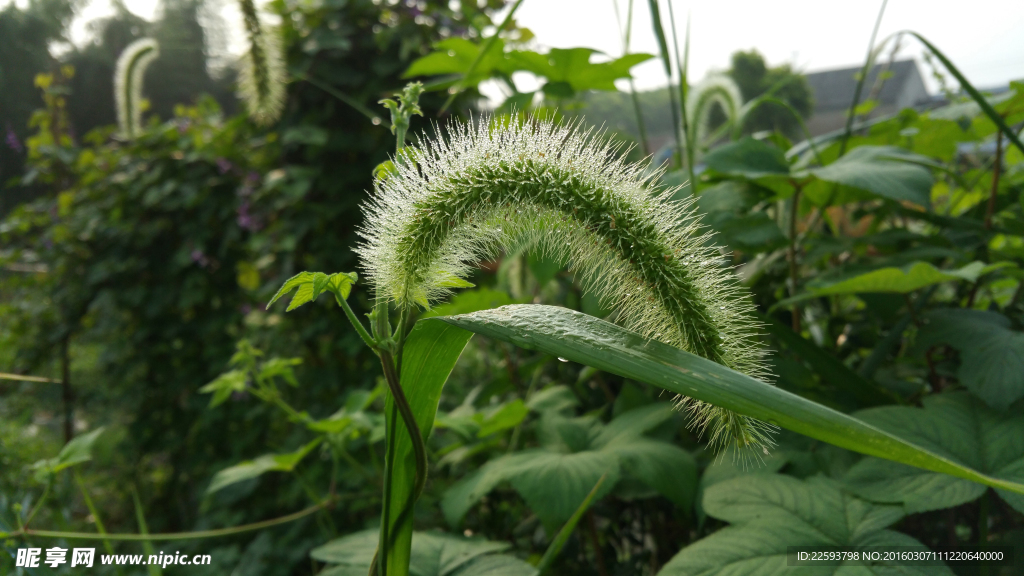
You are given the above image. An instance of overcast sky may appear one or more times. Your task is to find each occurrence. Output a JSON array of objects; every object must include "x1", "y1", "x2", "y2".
[{"x1": 15, "y1": 0, "x2": 1024, "y2": 97}]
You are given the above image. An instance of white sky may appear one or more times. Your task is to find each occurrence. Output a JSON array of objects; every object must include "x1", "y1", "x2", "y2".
[{"x1": 10, "y1": 0, "x2": 1024, "y2": 96}]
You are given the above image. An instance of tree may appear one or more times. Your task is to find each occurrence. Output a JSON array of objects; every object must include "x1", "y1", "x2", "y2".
[{"x1": 727, "y1": 49, "x2": 813, "y2": 137}]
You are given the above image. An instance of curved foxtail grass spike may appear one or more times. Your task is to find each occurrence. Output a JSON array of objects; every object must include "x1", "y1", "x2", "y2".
[
  {"x1": 115, "y1": 38, "x2": 160, "y2": 139},
  {"x1": 686, "y1": 74, "x2": 743, "y2": 153},
  {"x1": 237, "y1": 0, "x2": 285, "y2": 125},
  {"x1": 356, "y1": 116, "x2": 777, "y2": 455}
]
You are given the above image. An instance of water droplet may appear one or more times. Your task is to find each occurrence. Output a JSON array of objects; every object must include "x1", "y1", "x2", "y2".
[
  {"x1": 448, "y1": 50, "x2": 456, "y2": 57},
  {"x1": 625, "y1": 293, "x2": 631, "y2": 297},
  {"x1": 372, "y1": 117, "x2": 382, "y2": 125},
  {"x1": 720, "y1": 306, "x2": 725, "y2": 310},
  {"x1": 557, "y1": 357, "x2": 569, "y2": 362}
]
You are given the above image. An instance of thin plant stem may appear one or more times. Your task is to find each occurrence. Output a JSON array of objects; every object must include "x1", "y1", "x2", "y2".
[
  {"x1": 336, "y1": 293, "x2": 377, "y2": 353},
  {"x1": 983, "y1": 131, "x2": 1003, "y2": 230},
  {"x1": 979, "y1": 490, "x2": 990, "y2": 576},
  {"x1": 612, "y1": 0, "x2": 650, "y2": 156},
  {"x1": 666, "y1": 2, "x2": 695, "y2": 188},
  {"x1": 22, "y1": 480, "x2": 51, "y2": 530},
  {"x1": 4, "y1": 502, "x2": 333, "y2": 541},
  {"x1": 73, "y1": 470, "x2": 120, "y2": 568},
  {"x1": 788, "y1": 186, "x2": 802, "y2": 332},
  {"x1": 299, "y1": 73, "x2": 380, "y2": 122}
]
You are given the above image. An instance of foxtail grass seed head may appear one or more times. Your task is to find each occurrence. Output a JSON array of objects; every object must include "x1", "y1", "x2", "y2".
[
  {"x1": 237, "y1": 0, "x2": 285, "y2": 125},
  {"x1": 114, "y1": 38, "x2": 159, "y2": 139},
  {"x1": 687, "y1": 75, "x2": 743, "y2": 151},
  {"x1": 357, "y1": 116, "x2": 777, "y2": 455}
]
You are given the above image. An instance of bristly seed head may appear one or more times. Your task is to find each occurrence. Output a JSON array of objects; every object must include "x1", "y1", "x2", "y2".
[{"x1": 356, "y1": 116, "x2": 776, "y2": 456}]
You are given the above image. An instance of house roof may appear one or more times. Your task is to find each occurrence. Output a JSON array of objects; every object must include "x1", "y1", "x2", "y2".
[{"x1": 805, "y1": 59, "x2": 922, "y2": 112}]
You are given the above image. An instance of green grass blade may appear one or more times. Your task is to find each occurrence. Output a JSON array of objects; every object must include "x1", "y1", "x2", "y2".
[
  {"x1": 905, "y1": 31, "x2": 1024, "y2": 156},
  {"x1": 839, "y1": 0, "x2": 888, "y2": 158},
  {"x1": 645, "y1": 0, "x2": 682, "y2": 164},
  {"x1": 536, "y1": 473, "x2": 608, "y2": 574},
  {"x1": 131, "y1": 487, "x2": 162, "y2": 576},
  {"x1": 381, "y1": 319, "x2": 474, "y2": 575},
  {"x1": 430, "y1": 305, "x2": 1024, "y2": 496},
  {"x1": 666, "y1": 2, "x2": 695, "y2": 186}
]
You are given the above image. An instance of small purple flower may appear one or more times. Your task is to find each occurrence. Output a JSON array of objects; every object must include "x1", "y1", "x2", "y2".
[
  {"x1": 238, "y1": 171, "x2": 261, "y2": 198},
  {"x1": 236, "y1": 201, "x2": 259, "y2": 232},
  {"x1": 191, "y1": 249, "x2": 209, "y2": 268},
  {"x1": 5, "y1": 125, "x2": 23, "y2": 153},
  {"x1": 216, "y1": 158, "x2": 233, "y2": 175}
]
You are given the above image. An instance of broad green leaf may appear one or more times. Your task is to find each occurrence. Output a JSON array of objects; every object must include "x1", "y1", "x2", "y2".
[
  {"x1": 588, "y1": 403, "x2": 676, "y2": 448},
  {"x1": 526, "y1": 385, "x2": 579, "y2": 415},
  {"x1": 804, "y1": 146, "x2": 934, "y2": 207},
  {"x1": 206, "y1": 439, "x2": 321, "y2": 494},
  {"x1": 807, "y1": 261, "x2": 1001, "y2": 296},
  {"x1": 403, "y1": 38, "x2": 510, "y2": 86},
  {"x1": 535, "y1": 474, "x2": 607, "y2": 574},
  {"x1": 443, "y1": 405, "x2": 693, "y2": 528},
  {"x1": 311, "y1": 529, "x2": 536, "y2": 576},
  {"x1": 199, "y1": 369, "x2": 247, "y2": 408},
  {"x1": 603, "y1": 438, "x2": 697, "y2": 510},
  {"x1": 658, "y1": 475, "x2": 950, "y2": 576},
  {"x1": 507, "y1": 48, "x2": 652, "y2": 93},
  {"x1": 477, "y1": 399, "x2": 528, "y2": 438},
  {"x1": 844, "y1": 392, "x2": 1024, "y2": 514},
  {"x1": 703, "y1": 137, "x2": 791, "y2": 180},
  {"x1": 383, "y1": 319, "x2": 475, "y2": 576},
  {"x1": 33, "y1": 427, "x2": 106, "y2": 478},
  {"x1": 430, "y1": 305, "x2": 1024, "y2": 497},
  {"x1": 443, "y1": 450, "x2": 619, "y2": 533},
  {"x1": 915, "y1": 309, "x2": 1024, "y2": 408}
]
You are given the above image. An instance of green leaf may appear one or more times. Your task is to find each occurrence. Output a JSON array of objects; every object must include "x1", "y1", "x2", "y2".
[
  {"x1": 658, "y1": 474, "x2": 950, "y2": 575},
  {"x1": 444, "y1": 450, "x2": 620, "y2": 534},
  {"x1": 430, "y1": 305, "x2": 1024, "y2": 497},
  {"x1": 535, "y1": 474, "x2": 607, "y2": 574},
  {"x1": 266, "y1": 270, "x2": 357, "y2": 311},
  {"x1": 915, "y1": 309, "x2": 1024, "y2": 408},
  {"x1": 477, "y1": 399, "x2": 528, "y2": 438},
  {"x1": 761, "y1": 315, "x2": 893, "y2": 408},
  {"x1": 805, "y1": 146, "x2": 934, "y2": 207},
  {"x1": 382, "y1": 319, "x2": 475, "y2": 575},
  {"x1": 602, "y1": 438, "x2": 697, "y2": 510},
  {"x1": 525, "y1": 385, "x2": 579, "y2": 415},
  {"x1": 33, "y1": 427, "x2": 106, "y2": 477},
  {"x1": 844, "y1": 392, "x2": 1024, "y2": 514},
  {"x1": 444, "y1": 405, "x2": 693, "y2": 528},
  {"x1": 258, "y1": 357, "x2": 302, "y2": 387},
  {"x1": 311, "y1": 529, "x2": 536, "y2": 576},
  {"x1": 199, "y1": 369, "x2": 247, "y2": 408},
  {"x1": 403, "y1": 38, "x2": 509, "y2": 86},
  {"x1": 703, "y1": 137, "x2": 791, "y2": 179},
  {"x1": 508, "y1": 48, "x2": 653, "y2": 93},
  {"x1": 809, "y1": 261, "x2": 998, "y2": 295},
  {"x1": 769, "y1": 261, "x2": 1012, "y2": 314},
  {"x1": 206, "y1": 439, "x2": 322, "y2": 495}
]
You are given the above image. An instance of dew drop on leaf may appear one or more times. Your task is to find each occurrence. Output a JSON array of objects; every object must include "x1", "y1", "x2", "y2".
[{"x1": 557, "y1": 357, "x2": 569, "y2": 362}]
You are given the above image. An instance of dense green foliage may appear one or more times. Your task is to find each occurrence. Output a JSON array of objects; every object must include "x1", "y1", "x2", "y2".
[{"x1": 2, "y1": 1, "x2": 1024, "y2": 575}]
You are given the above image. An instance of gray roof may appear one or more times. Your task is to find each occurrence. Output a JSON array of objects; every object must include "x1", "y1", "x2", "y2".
[{"x1": 805, "y1": 60, "x2": 923, "y2": 112}]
